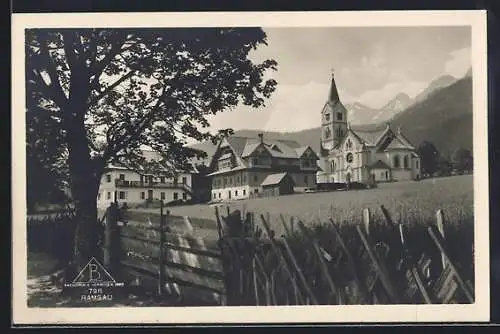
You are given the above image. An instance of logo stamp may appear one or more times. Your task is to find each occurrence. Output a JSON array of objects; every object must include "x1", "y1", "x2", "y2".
[{"x1": 63, "y1": 257, "x2": 125, "y2": 302}]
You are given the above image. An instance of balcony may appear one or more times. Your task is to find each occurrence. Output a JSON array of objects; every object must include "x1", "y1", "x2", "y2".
[{"x1": 115, "y1": 179, "x2": 192, "y2": 193}]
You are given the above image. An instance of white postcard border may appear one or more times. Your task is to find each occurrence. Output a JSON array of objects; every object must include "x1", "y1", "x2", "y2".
[{"x1": 12, "y1": 10, "x2": 489, "y2": 325}]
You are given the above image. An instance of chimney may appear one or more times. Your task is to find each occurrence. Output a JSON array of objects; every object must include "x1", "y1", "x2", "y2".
[{"x1": 258, "y1": 133, "x2": 264, "y2": 143}]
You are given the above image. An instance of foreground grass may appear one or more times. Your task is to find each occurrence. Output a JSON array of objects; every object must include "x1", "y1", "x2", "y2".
[{"x1": 133, "y1": 175, "x2": 473, "y2": 237}]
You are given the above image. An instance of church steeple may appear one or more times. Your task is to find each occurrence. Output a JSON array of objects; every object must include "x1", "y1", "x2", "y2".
[{"x1": 328, "y1": 70, "x2": 340, "y2": 103}]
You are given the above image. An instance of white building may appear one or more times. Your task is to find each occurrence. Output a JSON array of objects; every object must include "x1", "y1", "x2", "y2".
[
  {"x1": 97, "y1": 150, "x2": 198, "y2": 208},
  {"x1": 318, "y1": 72, "x2": 421, "y2": 184}
]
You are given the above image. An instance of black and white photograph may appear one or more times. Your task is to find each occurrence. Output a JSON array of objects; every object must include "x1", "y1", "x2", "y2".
[{"x1": 12, "y1": 10, "x2": 489, "y2": 325}]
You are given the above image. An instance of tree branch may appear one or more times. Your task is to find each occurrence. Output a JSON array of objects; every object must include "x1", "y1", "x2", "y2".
[
  {"x1": 88, "y1": 70, "x2": 135, "y2": 106},
  {"x1": 37, "y1": 32, "x2": 68, "y2": 109}
]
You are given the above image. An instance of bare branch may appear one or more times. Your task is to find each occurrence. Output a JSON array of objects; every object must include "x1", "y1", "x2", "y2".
[{"x1": 88, "y1": 70, "x2": 135, "y2": 106}]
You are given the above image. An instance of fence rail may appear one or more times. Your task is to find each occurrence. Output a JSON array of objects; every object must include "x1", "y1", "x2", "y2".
[{"x1": 83, "y1": 201, "x2": 474, "y2": 306}]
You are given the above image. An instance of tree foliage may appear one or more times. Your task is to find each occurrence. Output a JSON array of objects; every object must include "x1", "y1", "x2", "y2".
[
  {"x1": 26, "y1": 28, "x2": 278, "y2": 267},
  {"x1": 417, "y1": 140, "x2": 440, "y2": 177},
  {"x1": 451, "y1": 148, "x2": 473, "y2": 174}
]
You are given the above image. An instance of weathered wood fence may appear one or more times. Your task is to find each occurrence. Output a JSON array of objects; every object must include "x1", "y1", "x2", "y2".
[
  {"x1": 101, "y1": 202, "x2": 474, "y2": 306},
  {"x1": 215, "y1": 205, "x2": 474, "y2": 306},
  {"x1": 102, "y1": 202, "x2": 225, "y2": 306}
]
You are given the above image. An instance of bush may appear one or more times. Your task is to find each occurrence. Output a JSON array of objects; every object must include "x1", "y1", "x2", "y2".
[{"x1": 27, "y1": 211, "x2": 77, "y2": 266}]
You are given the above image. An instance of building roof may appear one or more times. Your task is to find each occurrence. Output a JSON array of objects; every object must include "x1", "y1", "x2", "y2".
[
  {"x1": 384, "y1": 137, "x2": 415, "y2": 151},
  {"x1": 260, "y1": 172, "x2": 293, "y2": 187},
  {"x1": 225, "y1": 135, "x2": 315, "y2": 160},
  {"x1": 350, "y1": 125, "x2": 389, "y2": 147},
  {"x1": 106, "y1": 150, "x2": 199, "y2": 174},
  {"x1": 369, "y1": 160, "x2": 391, "y2": 170}
]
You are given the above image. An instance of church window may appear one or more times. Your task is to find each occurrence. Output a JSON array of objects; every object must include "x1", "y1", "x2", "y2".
[
  {"x1": 346, "y1": 153, "x2": 353, "y2": 163},
  {"x1": 330, "y1": 161, "x2": 335, "y2": 172},
  {"x1": 324, "y1": 127, "x2": 331, "y2": 139},
  {"x1": 337, "y1": 112, "x2": 343, "y2": 121},
  {"x1": 403, "y1": 155, "x2": 409, "y2": 169},
  {"x1": 336, "y1": 128, "x2": 344, "y2": 138},
  {"x1": 325, "y1": 113, "x2": 330, "y2": 122},
  {"x1": 393, "y1": 155, "x2": 400, "y2": 168},
  {"x1": 346, "y1": 139, "x2": 353, "y2": 150}
]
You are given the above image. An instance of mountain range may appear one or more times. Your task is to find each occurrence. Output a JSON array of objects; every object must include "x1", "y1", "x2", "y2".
[
  {"x1": 189, "y1": 68, "x2": 473, "y2": 164},
  {"x1": 345, "y1": 74, "x2": 458, "y2": 125}
]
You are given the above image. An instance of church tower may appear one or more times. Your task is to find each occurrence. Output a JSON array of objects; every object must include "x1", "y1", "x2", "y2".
[{"x1": 320, "y1": 71, "x2": 348, "y2": 153}]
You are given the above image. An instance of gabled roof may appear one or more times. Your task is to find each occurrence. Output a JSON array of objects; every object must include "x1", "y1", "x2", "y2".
[
  {"x1": 261, "y1": 172, "x2": 294, "y2": 187},
  {"x1": 350, "y1": 124, "x2": 390, "y2": 147},
  {"x1": 369, "y1": 160, "x2": 391, "y2": 170},
  {"x1": 384, "y1": 136, "x2": 415, "y2": 151},
  {"x1": 106, "y1": 150, "x2": 199, "y2": 174}
]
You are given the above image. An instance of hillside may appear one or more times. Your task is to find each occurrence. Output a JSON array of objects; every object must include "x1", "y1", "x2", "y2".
[
  {"x1": 388, "y1": 76, "x2": 473, "y2": 156},
  {"x1": 189, "y1": 76, "x2": 473, "y2": 163}
]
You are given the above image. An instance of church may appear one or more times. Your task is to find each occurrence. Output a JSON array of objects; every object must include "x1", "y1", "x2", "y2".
[{"x1": 317, "y1": 72, "x2": 421, "y2": 184}]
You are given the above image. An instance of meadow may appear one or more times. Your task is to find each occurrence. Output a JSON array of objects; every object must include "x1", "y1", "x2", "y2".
[{"x1": 133, "y1": 174, "x2": 474, "y2": 237}]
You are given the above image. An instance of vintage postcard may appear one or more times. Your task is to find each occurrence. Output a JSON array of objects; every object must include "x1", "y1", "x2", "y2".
[{"x1": 12, "y1": 10, "x2": 489, "y2": 325}]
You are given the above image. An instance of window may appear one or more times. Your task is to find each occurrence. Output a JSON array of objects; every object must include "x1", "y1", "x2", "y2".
[
  {"x1": 393, "y1": 155, "x2": 400, "y2": 168},
  {"x1": 140, "y1": 192, "x2": 145, "y2": 200},
  {"x1": 160, "y1": 176, "x2": 165, "y2": 183},
  {"x1": 304, "y1": 175, "x2": 308, "y2": 184},
  {"x1": 253, "y1": 174, "x2": 258, "y2": 182},
  {"x1": 252, "y1": 158, "x2": 259, "y2": 165},
  {"x1": 213, "y1": 193, "x2": 216, "y2": 199},
  {"x1": 119, "y1": 191, "x2": 126, "y2": 200},
  {"x1": 325, "y1": 113, "x2": 330, "y2": 122},
  {"x1": 119, "y1": 174, "x2": 125, "y2": 181},
  {"x1": 218, "y1": 193, "x2": 221, "y2": 199},
  {"x1": 337, "y1": 128, "x2": 344, "y2": 138},
  {"x1": 106, "y1": 174, "x2": 111, "y2": 182},
  {"x1": 160, "y1": 192, "x2": 165, "y2": 200},
  {"x1": 242, "y1": 174, "x2": 247, "y2": 183},
  {"x1": 330, "y1": 161, "x2": 335, "y2": 172},
  {"x1": 346, "y1": 139, "x2": 353, "y2": 150},
  {"x1": 237, "y1": 176, "x2": 240, "y2": 184},
  {"x1": 324, "y1": 127, "x2": 331, "y2": 139},
  {"x1": 403, "y1": 156, "x2": 409, "y2": 169},
  {"x1": 235, "y1": 190, "x2": 238, "y2": 196},
  {"x1": 182, "y1": 193, "x2": 187, "y2": 200},
  {"x1": 346, "y1": 153, "x2": 353, "y2": 163},
  {"x1": 148, "y1": 175, "x2": 153, "y2": 183},
  {"x1": 337, "y1": 112, "x2": 343, "y2": 121},
  {"x1": 107, "y1": 192, "x2": 111, "y2": 200},
  {"x1": 243, "y1": 189, "x2": 246, "y2": 195},
  {"x1": 140, "y1": 175, "x2": 144, "y2": 183},
  {"x1": 223, "y1": 177, "x2": 227, "y2": 185},
  {"x1": 416, "y1": 160, "x2": 419, "y2": 169},
  {"x1": 254, "y1": 189, "x2": 259, "y2": 194},
  {"x1": 229, "y1": 177, "x2": 233, "y2": 185},
  {"x1": 182, "y1": 176, "x2": 187, "y2": 184},
  {"x1": 173, "y1": 192, "x2": 178, "y2": 200}
]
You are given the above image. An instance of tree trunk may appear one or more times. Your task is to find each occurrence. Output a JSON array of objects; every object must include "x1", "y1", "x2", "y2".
[{"x1": 63, "y1": 106, "x2": 103, "y2": 272}]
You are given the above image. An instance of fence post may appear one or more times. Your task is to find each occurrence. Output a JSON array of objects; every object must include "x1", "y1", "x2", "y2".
[
  {"x1": 363, "y1": 208, "x2": 371, "y2": 236},
  {"x1": 104, "y1": 202, "x2": 120, "y2": 277},
  {"x1": 158, "y1": 201, "x2": 166, "y2": 296},
  {"x1": 435, "y1": 209, "x2": 447, "y2": 270}
]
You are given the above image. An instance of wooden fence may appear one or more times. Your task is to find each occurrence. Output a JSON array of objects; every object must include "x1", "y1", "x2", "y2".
[
  {"x1": 102, "y1": 202, "x2": 225, "y2": 306},
  {"x1": 101, "y1": 202, "x2": 474, "y2": 306},
  {"x1": 215, "y1": 205, "x2": 474, "y2": 306}
]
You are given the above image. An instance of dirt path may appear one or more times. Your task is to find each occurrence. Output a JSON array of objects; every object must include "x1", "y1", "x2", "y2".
[{"x1": 27, "y1": 253, "x2": 178, "y2": 308}]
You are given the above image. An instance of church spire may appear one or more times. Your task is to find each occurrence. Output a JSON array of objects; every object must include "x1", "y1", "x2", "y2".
[{"x1": 328, "y1": 69, "x2": 340, "y2": 103}]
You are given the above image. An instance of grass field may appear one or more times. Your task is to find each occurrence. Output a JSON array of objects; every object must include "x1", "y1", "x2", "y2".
[{"x1": 131, "y1": 174, "x2": 473, "y2": 237}]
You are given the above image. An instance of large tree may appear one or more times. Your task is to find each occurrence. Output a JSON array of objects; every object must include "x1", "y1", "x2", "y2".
[
  {"x1": 26, "y1": 28, "x2": 277, "y2": 269},
  {"x1": 451, "y1": 148, "x2": 474, "y2": 174}
]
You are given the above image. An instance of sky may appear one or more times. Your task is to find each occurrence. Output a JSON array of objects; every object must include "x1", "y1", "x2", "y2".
[{"x1": 204, "y1": 26, "x2": 471, "y2": 135}]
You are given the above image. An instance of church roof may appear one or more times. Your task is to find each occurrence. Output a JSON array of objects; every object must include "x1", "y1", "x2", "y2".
[
  {"x1": 350, "y1": 125, "x2": 389, "y2": 146},
  {"x1": 384, "y1": 137, "x2": 415, "y2": 151}
]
